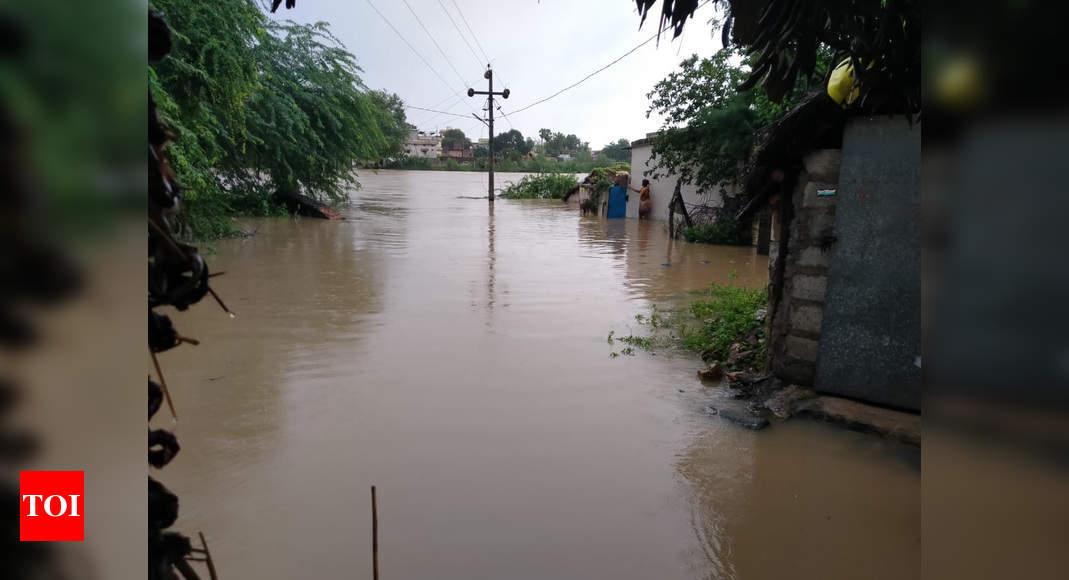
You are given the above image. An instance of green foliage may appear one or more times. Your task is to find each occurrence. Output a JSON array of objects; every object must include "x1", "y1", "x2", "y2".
[
  {"x1": 599, "y1": 138, "x2": 632, "y2": 162},
  {"x1": 380, "y1": 156, "x2": 626, "y2": 174},
  {"x1": 682, "y1": 221, "x2": 750, "y2": 246},
  {"x1": 368, "y1": 90, "x2": 409, "y2": 158},
  {"x1": 646, "y1": 48, "x2": 832, "y2": 197},
  {"x1": 617, "y1": 283, "x2": 767, "y2": 369},
  {"x1": 499, "y1": 173, "x2": 579, "y2": 200},
  {"x1": 537, "y1": 128, "x2": 589, "y2": 157},
  {"x1": 383, "y1": 156, "x2": 433, "y2": 169},
  {"x1": 635, "y1": 0, "x2": 920, "y2": 112},
  {"x1": 496, "y1": 129, "x2": 532, "y2": 160},
  {"x1": 150, "y1": 0, "x2": 399, "y2": 239},
  {"x1": 441, "y1": 128, "x2": 470, "y2": 151},
  {"x1": 680, "y1": 283, "x2": 766, "y2": 367}
]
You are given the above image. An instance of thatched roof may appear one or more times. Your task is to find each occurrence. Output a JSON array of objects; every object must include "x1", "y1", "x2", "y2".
[{"x1": 736, "y1": 92, "x2": 846, "y2": 220}]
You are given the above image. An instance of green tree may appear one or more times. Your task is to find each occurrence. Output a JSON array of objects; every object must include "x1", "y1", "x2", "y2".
[
  {"x1": 441, "y1": 128, "x2": 471, "y2": 151},
  {"x1": 644, "y1": 48, "x2": 828, "y2": 195},
  {"x1": 600, "y1": 138, "x2": 632, "y2": 162},
  {"x1": 149, "y1": 0, "x2": 263, "y2": 238},
  {"x1": 495, "y1": 129, "x2": 531, "y2": 159},
  {"x1": 538, "y1": 128, "x2": 552, "y2": 144},
  {"x1": 237, "y1": 20, "x2": 387, "y2": 204},
  {"x1": 150, "y1": 0, "x2": 396, "y2": 239},
  {"x1": 634, "y1": 0, "x2": 920, "y2": 112},
  {"x1": 368, "y1": 90, "x2": 409, "y2": 158}
]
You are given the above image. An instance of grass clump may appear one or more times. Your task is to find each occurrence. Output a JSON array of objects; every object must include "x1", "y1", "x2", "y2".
[
  {"x1": 500, "y1": 173, "x2": 579, "y2": 199},
  {"x1": 679, "y1": 283, "x2": 766, "y2": 362},
  {"x1": 610, "y1": 281, "x2": 768, "y2": 369}
]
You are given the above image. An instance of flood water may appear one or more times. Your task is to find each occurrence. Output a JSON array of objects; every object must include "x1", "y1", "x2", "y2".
[{"x1": 158, "y1": 170, "x2": 919, "y2": 579}]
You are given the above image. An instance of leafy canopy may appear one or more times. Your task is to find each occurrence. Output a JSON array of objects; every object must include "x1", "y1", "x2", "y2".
[
  {"x1": 441, "y1": 128, "x2": 471, "y2": 151},
  {"x1": 149, "y1": 0, "x2": 403, "y2": 239},
  {"x1": 635, "y1": 0, "x2": 920, "y2": 112},
  {"x1": 599, "y1": 139, "x2": 632, "y2": 163}
]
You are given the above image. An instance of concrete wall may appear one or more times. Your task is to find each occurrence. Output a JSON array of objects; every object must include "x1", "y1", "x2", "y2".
[
  {"x1": 814, "y1": 117, "x2": 921, "y2": 411},
  {"x1": 766, "y1": 149, "x2": 842, "y2": 386},
  {"x1": 628, "y1": 141, "x2": 716, "y2": 222}
]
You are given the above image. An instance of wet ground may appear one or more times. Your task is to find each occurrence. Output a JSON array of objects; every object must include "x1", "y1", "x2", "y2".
[{"x1": 157, "y1": 170, "x2": 919, "y2": 579}]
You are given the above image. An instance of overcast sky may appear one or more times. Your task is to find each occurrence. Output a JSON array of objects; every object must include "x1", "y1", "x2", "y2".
[{"x1": 267, "y1": 0, "x2": 723, "y2": 149}]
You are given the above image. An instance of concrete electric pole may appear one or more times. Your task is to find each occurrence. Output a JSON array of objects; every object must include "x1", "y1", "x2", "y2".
[{"x1": 468, "y1": 66, "x2": 509, "y2": 202}]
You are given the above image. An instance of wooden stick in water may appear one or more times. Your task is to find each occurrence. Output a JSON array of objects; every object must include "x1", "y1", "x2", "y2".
[
  {"x1": 198, "y1": 532, "x2": 219, "y2": 580},
  {"x1": 149, "y1": 349, "x2": 177, "y2": 421},
  {"x1": 207, "y1": 286, "x2": 234, "y2": 317},
  {"x1": 372, "y1": 486, "x2": 379, "y2": 580}
]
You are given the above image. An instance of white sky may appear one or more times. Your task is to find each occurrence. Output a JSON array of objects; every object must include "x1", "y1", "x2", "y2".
[{"x1": 266, "y1": 0, "x2": 723, "y2": 149}]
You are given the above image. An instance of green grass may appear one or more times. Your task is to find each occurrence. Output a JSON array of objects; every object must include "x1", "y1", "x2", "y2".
[
  {"x1": 679, "y1": 283, "x2": 766, "y2": 362},
  {"x1": 610, "y1": 281, "x2": 768, "y2": 369}
]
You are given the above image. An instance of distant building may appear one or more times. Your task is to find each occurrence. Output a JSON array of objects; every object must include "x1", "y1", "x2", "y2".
[
  {"x1": 404, "y1": 129, "x2": 441, "y2": 159},
  {"x1": 557, "y1": 153, "x2": 574, "y2": 162},
  {"x1": 440, "y1": 145, "x2": 474, "y2": 163}
]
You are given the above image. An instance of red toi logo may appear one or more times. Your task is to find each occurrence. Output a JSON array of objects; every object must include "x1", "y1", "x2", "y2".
[{"x1": 20, "y1": 471, "x2": 84, "y2": 541}]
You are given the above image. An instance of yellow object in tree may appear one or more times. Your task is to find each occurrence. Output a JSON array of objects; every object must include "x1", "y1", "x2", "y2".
[{"x1": 827, "y1": 59, "x2": 860, "y2": 106}]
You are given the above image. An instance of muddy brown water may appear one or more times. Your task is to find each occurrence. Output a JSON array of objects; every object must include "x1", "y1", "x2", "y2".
[{"x1": 157, "y1": 170, "x2": 919, "y2": 579}]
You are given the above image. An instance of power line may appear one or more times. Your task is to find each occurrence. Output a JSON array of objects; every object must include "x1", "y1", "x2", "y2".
[
  {"x1": 363, "y1": 0, "x2": 463, "y2": 98},
  {"x1": 437, "y1": 0, "x2": 483, "y2": 69},
  {"x1": 413, "y1": 70, "x2": 492, "y2": 128},
  {"x1": 496, "y1": 104, "x2": 515, "y2": 131},
  {"x1": 450, "y1": 0, "x2": 490, "y2": 65},
  {"x1": 405, "y1": 105, "x2": 472, "y2": 119},
  {"x1": 504, "y1": 34, "x2": 658, "y2": 116},
  {"x1": 502, "y1": 0, "x2": 711, "y2": 117},
  {"x1": 401, "y1": 0, "x2": 470, "y2": 89}
]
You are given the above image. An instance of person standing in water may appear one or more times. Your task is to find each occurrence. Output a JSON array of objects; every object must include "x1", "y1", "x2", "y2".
[
  {"x1": 607, "y1": 172, "x2": 629, "y2": 218},
  {"x1": 632, "y1": 178, "x2": 652, "y2": 219}
]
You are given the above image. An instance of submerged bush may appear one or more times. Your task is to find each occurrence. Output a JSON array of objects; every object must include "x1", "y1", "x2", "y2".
[
  {"x1": 500, "y1": 173, "x2": 579, "y2": 199},
  {"x1": 682, "y1": 220, "x2": 751, "y2": 246}
]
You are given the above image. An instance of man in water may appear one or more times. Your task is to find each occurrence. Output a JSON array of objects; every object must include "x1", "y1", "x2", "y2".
[{"x1": 634, "y1": 179, "x2": 652, "y2": 219}]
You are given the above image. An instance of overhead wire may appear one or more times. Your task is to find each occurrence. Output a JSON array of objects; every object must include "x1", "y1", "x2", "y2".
[
  {"x1": 405, "y1": 105, "x2": 473, "y2": 119},
  {"x1": 449, "y1": 0, "x2": 491, "y2": 65},
  {"x1": 400, "y1": 0, "x2": 471, "y2": 89},
  {"x1": 364, "y1": 0, "x2": 461, "y2": 97},
  {"x1": 364, "y1": 0, "x2": 482, "y2": 122},
  {"x1": 437, "y1": 0, "x2": 484, "y2": 70},
  {"x1": 501, "y1": 0, "x2": 712, "y2": 117}
]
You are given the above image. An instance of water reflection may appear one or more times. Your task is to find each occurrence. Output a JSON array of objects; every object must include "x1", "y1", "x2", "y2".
[{"x1": 487, "y1": 200, "x2": 496, "y2": 321}]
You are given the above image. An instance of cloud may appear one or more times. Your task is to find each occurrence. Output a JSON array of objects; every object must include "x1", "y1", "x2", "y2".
[{"x1": 272, "y1": 0, "x2": 722, "y2": 148}]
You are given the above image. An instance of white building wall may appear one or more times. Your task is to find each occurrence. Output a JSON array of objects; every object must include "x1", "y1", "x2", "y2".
[
  {"x1": 404, "y1": 130, "x2": 442, "y2": 159},
  {"x1": 627, "y1": 141, "x2": 720, "y2": 222}
]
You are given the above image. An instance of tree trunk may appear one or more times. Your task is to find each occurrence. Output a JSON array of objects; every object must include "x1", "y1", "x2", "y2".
[{"x1": 273, "y1": 189, "x2": 344, "y2": 220}]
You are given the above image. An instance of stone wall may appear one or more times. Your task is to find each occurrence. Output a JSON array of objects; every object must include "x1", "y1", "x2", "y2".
[{"x1": 767, "y1": 149, "x2": 841, "y2": 385}]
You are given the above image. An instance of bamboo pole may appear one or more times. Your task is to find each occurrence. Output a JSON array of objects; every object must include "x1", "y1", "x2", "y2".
[
  {"x1": 149, "y1": 349, "x2": 177, "y2": 421},
  {"x1": 371, "y1": 486, "x2": 379, "y2": 580},
  {"x1": 198, "y1": 532, "x2": 218, "y2": 580}
]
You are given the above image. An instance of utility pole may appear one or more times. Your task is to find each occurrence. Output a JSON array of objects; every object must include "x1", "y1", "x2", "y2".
[{"x1": 468, "y1": 65, "x2": 509, "y2": 202}]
